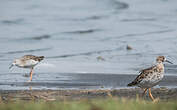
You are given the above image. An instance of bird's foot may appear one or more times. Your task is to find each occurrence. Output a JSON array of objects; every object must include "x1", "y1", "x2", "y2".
[
  {"x1": 152, "y1": 98, "x2": 160, "y2": 103},
  {"x1": 107, "y1": 91, "x2": 113, "y2": 98},
  {"x1": 27, "y1": 80, "x2": 32, "y2": 82}
]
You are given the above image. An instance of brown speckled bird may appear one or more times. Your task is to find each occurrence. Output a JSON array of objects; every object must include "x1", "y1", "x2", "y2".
[
  {"x1": 127, "y1": 56, "x2": 172, "y2": 101},
  {"x1": 9, "y1": 55, "x2": 44, "y2": 82}
]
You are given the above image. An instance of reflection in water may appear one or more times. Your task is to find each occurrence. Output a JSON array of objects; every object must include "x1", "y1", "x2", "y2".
[
  {"x1": 121, "y1": 18, "x2": 156, "y2": 22},
  {"x1": 101, "y1": 29, "x2": 175, "y2": 41},
  {"x1": 46, "y1": 47, "x2": 122, "y2": 59},
  {"x1": 1, "y1": 18, "x2": 24, "y2": 25},
  {"x1": 29, "y1": 86, "x2": 32, "y2": 90},
  {"x1": 63, "y1": 29, "x2": 101, "y2": 34},
  {"x1": 3, "y1": 47, "x2": 52, "y2": 55},
  {"x1": 22, "y1": 35, "x2": 51, "y2": 41},
  {"x1": 111, "y1": 1, "x2": 129, "y2": 10}
]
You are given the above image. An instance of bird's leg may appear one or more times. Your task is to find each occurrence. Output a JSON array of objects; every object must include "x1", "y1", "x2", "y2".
[
  {"x1": 28, "y1": 67, "x2": 34, "y2": 82},
  {"x1": 107, "y1": 90, "x2": 112, "y2": 98},
  {"x1": 142, "y1": 88, "x2": 148, "y2": 97},
  {"x1": 148, "y1": 88, "x2": 154, "y2": 101}
]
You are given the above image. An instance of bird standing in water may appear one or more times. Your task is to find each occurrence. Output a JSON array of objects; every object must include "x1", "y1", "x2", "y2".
[
  {"x1": 127, "y1": 56, "x2": 172, "y2": 101},
  {"x1": 9, "y1": 55, "x2": 44, "y2": 82}
]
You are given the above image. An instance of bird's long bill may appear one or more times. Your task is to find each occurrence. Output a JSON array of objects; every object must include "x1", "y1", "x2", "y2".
[
  {"x1": 166, "y1": 60, "x2": 173, "y2": 64},
  {"x1": 9, "y1": 64, "x2": 14, "y2": 69}
]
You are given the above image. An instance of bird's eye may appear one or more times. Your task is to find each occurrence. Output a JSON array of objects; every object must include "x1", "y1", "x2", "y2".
[{"x1": 164, "y1": 58, "x2": 166, "y2": 61}]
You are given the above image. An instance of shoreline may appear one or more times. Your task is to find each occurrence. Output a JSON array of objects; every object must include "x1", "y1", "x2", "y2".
[
  {"x1": 0, "y1": 73, "x2": 177, "y2": 90},
  {"x1": 0, "y1": 88, "x2": 177, "y2": 102}
]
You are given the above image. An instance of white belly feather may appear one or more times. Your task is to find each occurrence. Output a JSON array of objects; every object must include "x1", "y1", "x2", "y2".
[{"x1": 18, "y1": 60, "x2": 39, "y2": 68}]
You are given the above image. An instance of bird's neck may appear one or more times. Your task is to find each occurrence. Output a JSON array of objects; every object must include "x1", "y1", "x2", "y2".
[{"x1": 156, "y1": 62, "x2": 164, "y2": 72}]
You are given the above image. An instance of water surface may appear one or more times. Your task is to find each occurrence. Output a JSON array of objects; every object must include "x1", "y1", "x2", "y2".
[{"x1": 0, "y1": 0, "x2": 177, "y2": 90}]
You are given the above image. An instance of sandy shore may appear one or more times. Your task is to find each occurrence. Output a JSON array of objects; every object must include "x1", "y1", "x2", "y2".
[
  {"x1": 0, "y1": 88, "x2": 177, "y2": 102},
  {"x1": 0, "y1": 73, "x2": 177, "y2": 90},
  {"x1": 0, "y1": 74, "x2": 176, "y2": 102}
]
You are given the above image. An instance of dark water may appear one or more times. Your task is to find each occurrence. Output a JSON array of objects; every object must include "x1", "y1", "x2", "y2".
[{"x1": 0, "y1": 0, "x2": 177, "y2": 90}]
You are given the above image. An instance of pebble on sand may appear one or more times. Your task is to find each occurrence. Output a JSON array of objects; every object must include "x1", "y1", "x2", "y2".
[
  {"x1": 97, "y1": 56, "x2": 105, "y2": 61},
  {"x1": 126, "y1": 45, "x2": 133, "y2": 50}
]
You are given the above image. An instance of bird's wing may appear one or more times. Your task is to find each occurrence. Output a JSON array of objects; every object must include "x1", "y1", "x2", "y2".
[
  {"x1": 22, "y1": 55, "x2": 36, "y2": 60},
  {"x1": 22, "y1": 55, "x2": 44, "y2": 61},
  {"x1": 127, "y1": 65, "x2": 157, "y2": 86}
]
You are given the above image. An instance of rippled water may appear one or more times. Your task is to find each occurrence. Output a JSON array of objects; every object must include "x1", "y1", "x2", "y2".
[{"x1": 0, "y1": 0, "x2": 177, "y2": 89}]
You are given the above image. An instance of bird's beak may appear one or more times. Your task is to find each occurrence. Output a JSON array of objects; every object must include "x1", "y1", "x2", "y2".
[
  {"x1": 9, "y1": 64, "x2": 14, "y2": 69},
  {"x1": 165, "y1": 60, "x2": 173, "y2": 64}
]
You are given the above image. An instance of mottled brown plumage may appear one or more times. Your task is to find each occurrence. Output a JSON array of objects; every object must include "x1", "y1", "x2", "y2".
[
  {"x1": 127, "y1": 56, "x2": 172, "y2": 101},
  {"x1": 22, "y1": 55, "x2": 44, "y2": 62},
  {"x1": 127, "y1": 65, "x2": 163, "y2": 86}
]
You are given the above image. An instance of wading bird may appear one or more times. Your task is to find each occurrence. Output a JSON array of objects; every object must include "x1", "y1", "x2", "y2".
[
  {"x1": 9, "y1": 55, "x2": 44, "y2": 82},
  {"x1": 127, "y1": 56, "x2": 172, "y2": 101}
]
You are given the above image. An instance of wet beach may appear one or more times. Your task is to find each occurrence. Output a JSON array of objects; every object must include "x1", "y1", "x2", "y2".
[
  {"x1": 0, "y1": 73, "x2": 177, "y2": 90},
  {"x1": 1, "y1": 0, "x2": 177, "y2": 101},
  {"x1": 0, "y1": 88, "x2": 177, "y2": 102},
  {"x1": 1, "y1": 73, "x2": 177, "y2": 101}
]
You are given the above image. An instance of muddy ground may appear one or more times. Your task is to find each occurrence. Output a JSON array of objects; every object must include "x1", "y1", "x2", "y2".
[{"x1": 0, "y1": 88, "x2": 177, "y2": 102}]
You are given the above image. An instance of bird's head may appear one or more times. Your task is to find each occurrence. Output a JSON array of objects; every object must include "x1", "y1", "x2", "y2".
[
  {"x1": 156, "y1": 56, "x2": 173, "y2": 64},
  {"x1": 9, "y1": 59, "x2": 19, "y2": 69}
]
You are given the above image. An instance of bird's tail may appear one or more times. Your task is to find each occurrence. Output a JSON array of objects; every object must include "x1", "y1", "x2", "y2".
[
  {"x1": 37, "y1": 56, "x2": 44, "y2": 61},
  {"x1": 127, "y1": 81, "x2": 136, "y2": 87}
]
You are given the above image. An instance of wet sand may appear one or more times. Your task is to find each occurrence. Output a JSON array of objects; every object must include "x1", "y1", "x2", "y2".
[
  {"x1": 0, "y1": 73, "x2": 176, "y2": 102},
  {"x1": 1, "y1": 0, "x2": 177, "y2": 103},
  {"x1": 0, "y1": 88, "x2": 177, "y2": 102},
  {"x1": 0, "y1": 73, "x2": 177, "y2": 90}
]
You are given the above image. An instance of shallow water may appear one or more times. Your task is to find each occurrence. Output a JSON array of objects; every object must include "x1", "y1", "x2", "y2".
[
  {"x1": 0, "y1": 0, "x2": 177, "y2": 90},
  {"x1": 0, "y1": 73, "x2": 176, "y2": 90}
]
